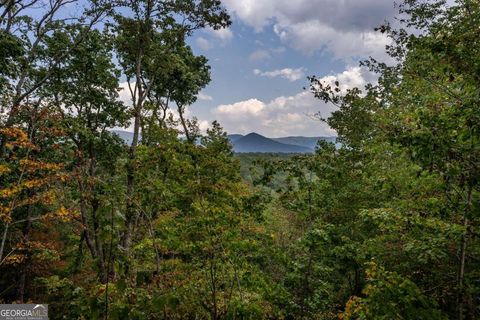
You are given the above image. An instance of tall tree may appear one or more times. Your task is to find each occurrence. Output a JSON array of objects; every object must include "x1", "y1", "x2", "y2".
[
  {"x1": 0, "y1": 0, "x2": 108, "y2": 132},
  {"x1": 43, "y1": 25, "x2": 129, "y2": 284},
  {"x1": 112, "y1": 0, "x2": 230, "y2": 269}
]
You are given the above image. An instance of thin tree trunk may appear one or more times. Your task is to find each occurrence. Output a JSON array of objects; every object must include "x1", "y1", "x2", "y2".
[
  {"x1": 457, "y1": 185, "x2": 472, "y2": 320},
  {"x1": 79, "y1": 196, "x2": 98, "y2": 259},
  {"x1": 210, "y1": 260, "x2": 218, "y2": 320},
  {"x1": 17, "y1": 268, "x2": 26, "y2": 303},
  {"x1": 0, "y1": 223, "x2": 9, "y2": 263},
  {"x1": 178, "y1": 104, "x2": 192, "y2": 143},
  {"x1": 17, "y1": 202, "x2": 34, "y2": 302},
  {"x1": 104, "y1": 207, "x2": 115, "y2": 320},
  {"x1": 458, "y1": 216, "x2": 468, "y2": 320},
  {"x1": 122, "y1": 47, "x2": 143, "y2": 251}
]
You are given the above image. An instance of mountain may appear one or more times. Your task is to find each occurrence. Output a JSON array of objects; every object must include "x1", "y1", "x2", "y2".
[
  {"x1": 227, "y1": 134, "x2": 244, "y2": 143},
  {"x1": 113, "y1": 130, "x2": 332, "y2": 153},
  {"x1": 112, "y1": 130, "x2": 134, "y2": 144},
  {"x1": 272, "y1": 136, "x2": 336, "y2": 150},
  {"x1": 231, "y1": 133, "x2": 313, "y2": 153}
]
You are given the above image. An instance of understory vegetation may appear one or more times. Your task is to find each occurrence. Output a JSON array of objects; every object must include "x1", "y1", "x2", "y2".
[{"x1": 0, "y1": 0, "x2": 479, "y2": 319}]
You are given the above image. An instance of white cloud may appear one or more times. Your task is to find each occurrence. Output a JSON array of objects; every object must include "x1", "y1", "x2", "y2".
[
  {"x1": 273, "y1": 20, "x2": 390, "y2": 59},
  {"x1": 225, "y1": 0, "x2": 276, "y2": 32},
  {"x1": 197, "y1": 27, "x2": 233, "y2": 50},
  {"x1": 207, "y1": 27, "x2": 233, "y2": 42},
  {"x1": 249, "y1": 49, "x2": 271, "y2": 61},
  {"x1": 117, "y1": 82, "x2": 134, "y2": 106},
  {"x1": 216, "y1": 99, "x2": 265, "y2": 118},
  {"x1": 198, "y1": 92, "x2": 213, "y2": 101},
  {"x1": 210, "y1": 66, "x2": 372, "y2": 136},
  {"x1": 118, "y1": 64, "x2": 373, "y2": 137},
  {"x1": 223, "y1": 0, "x2": 395, "y2": 32},
  {"x1": 196, "y1": 37, "x2": 211, "y2": 50},
  {"x1": 253, "y1": 67, "x2": 305, "y2": 82},
  {"x1": 198, "y1": 120, "x2": 211, "y2": 133},
  {"x1": 222, "y1": 0, "x2": 395, "y2": 60},
  {"x1": 212, "y1": 92, "x2": 334, "y2": 137},
  {"x1": 318, "y1": 66, "x2": 370, "y2": 93}
]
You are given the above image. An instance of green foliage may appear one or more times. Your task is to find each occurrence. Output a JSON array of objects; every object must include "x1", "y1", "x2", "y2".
[
  {"x1": 1, "y1": 1, "x2": 480, "y2": 319},
  {"x1": 0, "y1": 31, "x2": 23, "y2": 90},
  {"x1": 342, "y1": 262, "x2": 447, "y2": 320}
]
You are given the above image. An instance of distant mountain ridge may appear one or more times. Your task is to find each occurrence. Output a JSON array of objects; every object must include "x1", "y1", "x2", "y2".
[
  {"x1": 227, "y1": 134, "x2": 244, "y2": 143},
  {"x1": 227, "y1": 133, "x2": 337, "y2": 153},
  {"x1": 112, "y1": 130, "x2": 336, "y2": 153},
  {"x1": 112, "y1": 130, "x2": 134, "y2": 145},
  {"x1": 271, "y1": 136, "x2": 336, "y2": 150},
  {"x1": 230, "y1": 133, "x2": 312, "y2": 153}
]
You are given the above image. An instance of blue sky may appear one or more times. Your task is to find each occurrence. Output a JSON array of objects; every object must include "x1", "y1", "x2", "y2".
[{"x1": 181, "y1": 0, "x2": 397, "y2": 137}]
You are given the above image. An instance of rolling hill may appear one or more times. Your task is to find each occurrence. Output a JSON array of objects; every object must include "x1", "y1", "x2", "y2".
[
  {"x1": 229, "y1": 132, "x2": 313, "y2": 153},
  {"x1": 227, "y1": 134, "x2": 244, "y2": 143},
  {"x1": 112, "y1": 130, "x2": 335, "y2": 153},
  {"x1": 271, "y1": 136, "x2": 336, "y2": 150},
  {"x1": 112, "y1": 130, "x2": 134, "y2": 145}
]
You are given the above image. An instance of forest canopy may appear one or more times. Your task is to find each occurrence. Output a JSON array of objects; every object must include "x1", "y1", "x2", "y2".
[{"x1": 0, "y1": 0, "x2": 479, "y2": 319}]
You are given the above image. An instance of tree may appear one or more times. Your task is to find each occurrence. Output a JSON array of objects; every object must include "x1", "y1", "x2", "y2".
[
  {"x1": 300, "y1": 0, "x2": 480, "y2": 318},
  {"x1": 112, "y1": 0, "x2": 230, "y2": 263},
  {"x1": 42, "y1": 25, "x2": 129, "y2": 284},
  {"x1": 0, "y1": 0, "x2": 108, "y2": 134},
  {"x1": 0, "y1": 124, "x2": 72, "y2": 302}
]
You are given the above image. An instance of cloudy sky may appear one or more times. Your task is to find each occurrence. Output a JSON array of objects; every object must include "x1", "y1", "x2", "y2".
[{"x1": 184, "y1": 0, "x2": 398, "y2": 137}]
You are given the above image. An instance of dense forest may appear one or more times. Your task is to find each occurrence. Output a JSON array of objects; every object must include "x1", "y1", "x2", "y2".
[{"x1": 0, "y1": 0, "x2": 479, "y2": 319}]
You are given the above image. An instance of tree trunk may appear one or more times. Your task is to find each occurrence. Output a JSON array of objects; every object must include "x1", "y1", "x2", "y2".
[
  {"x1": 17, "y1": 202, "x2": 34, "y2": 302},
  {"x1": 122, "y1": 46, "x2": 143, "y2": 251},
  {"x1": 457, "y1": 185, "x2": 472, "y2": 320},
  {"x1": 0, "y1": 223, "x2": 8, "y2": 263},
  {"x1": 210, "y1": 260, "x2": 218, "y2": 320}
]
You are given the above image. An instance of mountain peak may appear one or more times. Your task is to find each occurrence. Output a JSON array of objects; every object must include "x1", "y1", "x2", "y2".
[
  {"x1": 114, "y1": 130, "x2": 334, "y2": 154},
  {"x1": 243, "y1": 132, "x2": 266, "y2": 139},
  {"x1": 231, "y1": 132, "x2": 313, "y2": 153}
]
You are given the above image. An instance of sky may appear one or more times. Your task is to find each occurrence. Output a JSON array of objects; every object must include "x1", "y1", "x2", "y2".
[{"x1": 179, "y1": 0, "x2": 398, "y2": 138}]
